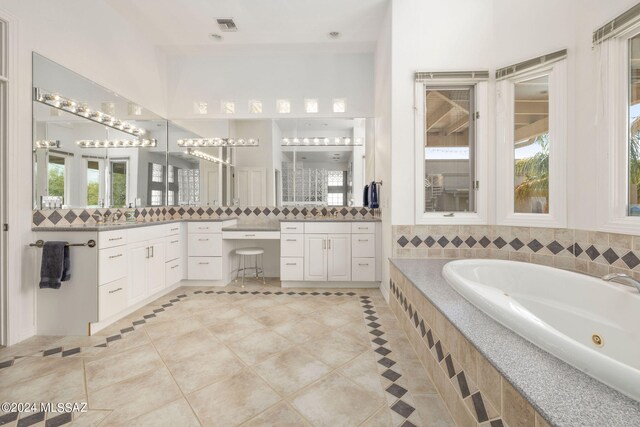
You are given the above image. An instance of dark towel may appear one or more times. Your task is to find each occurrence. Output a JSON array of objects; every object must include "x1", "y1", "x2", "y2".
[
  {"x1": 363, "y1": 184, "x2": 369, "y2": 207},
  {"x1": 39, "y1": 241, "x2": 70, "y2": 289},
  {"x1": 369, "y1": 182, "x2": 379, "y2": 209}
]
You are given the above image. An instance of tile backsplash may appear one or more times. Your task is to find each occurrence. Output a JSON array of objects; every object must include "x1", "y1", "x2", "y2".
[
  {"x1": 32, "y1": 206, "x2": 378, "y2": 228},
  {"x1": 393, "y1": 225, "x2": 640, "y2": 280}
]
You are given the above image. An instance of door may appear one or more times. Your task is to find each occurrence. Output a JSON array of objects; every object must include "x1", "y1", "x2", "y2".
[
  {"x1": 327, "y1": 234, "x2": 351, "y2": 281},
  {"x1": 304, "y1": 234, "x2": 327, "y2": 281},
  {"x1": 127, "y1": 241, "x2": 148, "y2": 304},
  {"x1": 147, "y1": 238, "x2": 166, "y2": 295},
  {"x1": 236, "y1": 167, "x2": 266, "y2": 205}
]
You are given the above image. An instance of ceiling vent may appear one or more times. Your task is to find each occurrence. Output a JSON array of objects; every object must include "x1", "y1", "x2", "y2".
[{"x1": 216, "y1": 18, "x2": 238, "y2": 32}]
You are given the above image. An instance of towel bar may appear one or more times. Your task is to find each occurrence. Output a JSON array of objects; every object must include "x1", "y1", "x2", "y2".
[{"x1": 30, "y1": 239, "x2": 96, "y2": 248}]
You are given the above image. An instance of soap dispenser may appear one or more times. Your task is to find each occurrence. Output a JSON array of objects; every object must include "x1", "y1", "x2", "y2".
[{"x1": 125, "y1": 203, "x2": 136, "y2": 223}]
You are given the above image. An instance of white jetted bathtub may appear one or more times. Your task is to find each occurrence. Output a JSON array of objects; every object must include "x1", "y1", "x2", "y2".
[{"x1": 442, "y1": 259, "x2": 640, "y2": 401}]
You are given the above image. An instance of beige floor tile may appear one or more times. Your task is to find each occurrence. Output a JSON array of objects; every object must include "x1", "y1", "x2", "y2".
[
  {"x1": 125, "y1": 398, "x2": 200, "y2": 427},
  {"x1": 207, "y1": 316, "x2": 266, "y2": 342},
  {"x1": 284, "y1": 298, "x2": 332, "y2": 314},
  {"x1": 412, "y1": 393, "x2": 456, "y2": 427},
  {"x1": 144, "y1": 316, "x2": 202, "y2": 340},
  {"x1": 250, "y1": 305, "x2": 302, "y2": 328},
  {"x1": 193, "y1": 305, "x2": 244, "y2": 326},
  {"x1": 270, "y1": 316, "x2": 329, "y2": 344},
  {"x1": 253, "y1": 347, "x2": 331, "y2": 396},
  {"x1": 0, "y1": 336, "x2": 63, "y2": 360},
  {"x1": 86, "y1": 329, "x2": 150, "y2": 360},
  {"x1": 152, "y1": 327, "x2": 218, "y2": 362},
  {"x1": 302, "y1": 330, "x2": 370, "y2": 368},
  {"x1": 360, "y1": 405, "x2": 394, "y2": 427},
  {"x1": 187, "y1": 368, "x2": 280, "y2": 426},
  {"x1": 227, "y1": 329, "x2": 293, "y2": 365},
  {"x1": 290, "y1": 372, "x2": 385, "y2": 427},
  {"x1": 0, "y1": 356, "x2": 80, "y2": 389},
  {"x1": 242, "y1": 402, "x2": 310, "y2": 427},
  {"x1": 308, "y1": 307, "x2": 361, "y2": 329},
  {"x1": 89, "y1": 368, "x2": 182, "y2": 425},
  {"x1": 165, "y1": 344, "x2": 245, "y2": 394},
  {"x1": 336, "y1": 321, "x2": 372, "y2": 347},
  {"x1": 70, "y1": 409, "x2": 111, "y2": 426},
  {"x1": 86, "y1": 343, "x2": 163, "y2": 392},
  {"x1": 338, "y1": 351, "x2": 386, "y2": 400}
]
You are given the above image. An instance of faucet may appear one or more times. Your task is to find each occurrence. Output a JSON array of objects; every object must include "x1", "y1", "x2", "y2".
[
  {"x1": 602, "y1": 273, "x2": 640, "y2": 292},
  {"x1": 111, "y1": 211, "x2": 123, "y2": 223}
]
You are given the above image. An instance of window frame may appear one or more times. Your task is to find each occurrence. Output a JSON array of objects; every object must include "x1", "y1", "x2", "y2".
[
  {"x1": 598, "y1": 23, "x2": 640, "y2": 234},
  {"x1": 496, "y1": 59, "x2": 567, "y2": 228},
  {"x1": 82, "y1": 158, "x2": 104, "y2": 207},
  {"x1": 414, "y1": 79, "x2": 489, "y2": 225}
]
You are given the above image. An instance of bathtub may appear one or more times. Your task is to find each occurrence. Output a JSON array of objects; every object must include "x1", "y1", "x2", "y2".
[{"x1": 442, "y1": 259, "x2": 640, "y2": 401}]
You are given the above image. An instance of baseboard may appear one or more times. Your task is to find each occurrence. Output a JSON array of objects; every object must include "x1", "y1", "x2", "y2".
[{"x1": 281, "y1": 281, "x2": 380, "y2": 288}]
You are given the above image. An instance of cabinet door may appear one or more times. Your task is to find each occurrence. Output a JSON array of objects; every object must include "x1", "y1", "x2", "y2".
[
  {"x1": 147, "y1": 239, "x2": 166, "y2": 295},
  {"x1": 127, "y1": 241, "x2": 148, "y2": 305},
  {"x1": 304, "y1": 234, "x2": 327, "y2": 281},
  {"x1": 327, "y1": 234, "x2": 351, "y2": 281}
]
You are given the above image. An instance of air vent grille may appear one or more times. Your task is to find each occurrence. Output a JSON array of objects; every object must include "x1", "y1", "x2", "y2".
[{"x1": 216, "y1": 18, "x2": 237, "y2": 32}]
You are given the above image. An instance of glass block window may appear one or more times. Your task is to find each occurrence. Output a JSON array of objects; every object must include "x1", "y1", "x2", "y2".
[
  {"x1": 151, "y1": 163, "x2": 164, "y2": 183},
  {"x1": 168, "y1": 165, "x2": 175, "y2": 183},
  {"x1": 167, "y1": 190, "x2": 175, "y2": 205},
  {"x1": 327, "y1": 193, "x2": 344, "y2": 206},
  {"x1": 178, "y1": 168, "x2": 200, "y2": 204},
  {"x1": 327, "y1": 170, "x2": 344, "y2": 186},
  {"x1": 151, "y1": 190, "x2": 163, "y2": 206}
]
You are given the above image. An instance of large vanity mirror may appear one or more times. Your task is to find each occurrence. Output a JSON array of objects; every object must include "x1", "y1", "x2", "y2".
[
  {"x1": 32, "y1": 53, "x2": 167, "y2": 209},
  {"x1": 32, "y1": 54, "x2": 375, "y2": 210}
]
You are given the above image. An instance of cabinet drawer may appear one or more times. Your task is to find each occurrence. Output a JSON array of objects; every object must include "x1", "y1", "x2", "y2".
[
  {"x1": 166, "y1": 260, "x2": 182, "y2": 287},
  {"x1": 188, "y1": 257, "x2": 222, "y2": 280},
  {"x1": 99, "y1": 277, "x2": 127, "y2": 321},
  {"x1": 98, "y1": 246, "x2": 127, "y2": 285},
  {"x1": 305, "y1": 222, "x2": 350, "y2": 234},
  {"x1": 352, "y1": 258, "x2": 375, "y2": 282},
  {"x1": 352, "y1": 234, "x2": 375, "y2": 258},
  {"x1": 280, "y1": 258, "x2": 304, "y2": 281},
  {"x1": 352, "y1": 222, "x2": 376, "y2": 234},
  {"x1": 281, "y1": 234, "x2": 304, "y2": 257},
  {"x1": 128, "y1": 225, "x2": 165, "y2": 244},
  {"x1": 280, "y1": 222, "x2": 304, "y2": 234},
  {"x1": 166, "y1": 223, "x2": 181, "y2": 236},
  {"x1": 188, "y1": 222, "x2": 222, "y2": 234},
  {"x1": 166, "y1": 236, "x2": 182, "y2": 261},
  {"x1": 98, "y1": 230, "x2": 127, "y2": 249},
  {"x1": 188, "y1": 234, "x2": 222, "y2": 256}
]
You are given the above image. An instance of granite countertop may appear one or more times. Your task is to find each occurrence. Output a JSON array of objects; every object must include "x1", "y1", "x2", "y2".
[
  {"x1": 390, "y1": 258, "x2": 640, "y2": 427},
  {"x1": 33, "y1": 217, "x2": 238, "y2": 232},
  {"x1": 221, "y1": 224, "x2": 281, "y2": 232}
]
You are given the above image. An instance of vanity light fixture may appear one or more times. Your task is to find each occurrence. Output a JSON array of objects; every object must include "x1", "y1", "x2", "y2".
[
  {"x1": 281, "y1": 136, "x2": 363, "y2": 146},
  {"x1": 177, "y1": 138, "x2": 259, "y2": 147},
  {"x1": 35, "y1": 140, "x2": 60, "y2": 149},
  {"x1": 185, "y1": 148, "x2": 231, "y2": 165},
  {"x1": 34, "y1": 88, "x2": 147, "y2": 137},
  {"x1": 76, "y1": 139, "x2": 157, "y2": 148}
]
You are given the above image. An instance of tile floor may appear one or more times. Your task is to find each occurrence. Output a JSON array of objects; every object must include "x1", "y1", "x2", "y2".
[{"x1": 0, "y1": 279, "x2": 455, "y2": 427}]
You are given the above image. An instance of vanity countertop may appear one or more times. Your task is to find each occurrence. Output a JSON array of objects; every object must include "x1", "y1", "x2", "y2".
[
  {"x1": 390, "y1": 258, "x2": 640, "y2": 427},
  {"x1": 280, "y1": 217, "x2": 380, "y2": 222},
  {"x1": 32, "y1": 217, "x2": 238, "y2": 232},
  {"x1": 221, "y1": 224, "x2": 281, "y2": 232}
]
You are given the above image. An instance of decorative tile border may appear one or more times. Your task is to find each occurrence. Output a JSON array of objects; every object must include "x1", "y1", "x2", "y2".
[
  {"x1": 32, "y1": 206, "x2": 378, "y2": 228},
  {"x1": 393, "y1": 225, "x2": 640, "y2": 281},
  {"x1": 389, "y1": 264, "x2": 552, "y2": 427}
]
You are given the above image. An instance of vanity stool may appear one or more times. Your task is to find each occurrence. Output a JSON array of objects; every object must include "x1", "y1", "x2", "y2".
[{"x1": 235, "y1": 247, "x2": 266, "y2": 287}]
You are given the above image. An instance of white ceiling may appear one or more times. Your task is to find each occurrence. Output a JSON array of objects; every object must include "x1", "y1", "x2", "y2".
[{"x1": 105, "y1": 0, "x2": 389, "y2": 53}]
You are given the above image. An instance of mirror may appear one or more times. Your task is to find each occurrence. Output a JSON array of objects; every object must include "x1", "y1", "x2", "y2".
[
  {"x1": 168, "y1": 118, "x2": 375, "y2": 207},
  {"x1": 32, "y1": 54, "x2": 376, "y2": 209},
  {"x1": 32, "y1": 53, "x2": 167, "y2": 209}
]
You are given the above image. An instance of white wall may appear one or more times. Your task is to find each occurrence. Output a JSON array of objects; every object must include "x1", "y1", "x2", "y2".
[
  {"x1": 167, "y1": 51, "x2": 374, "y2": 118},
  {"x1": 0, "y1": 0, "x2": 168, "y2": 344}
]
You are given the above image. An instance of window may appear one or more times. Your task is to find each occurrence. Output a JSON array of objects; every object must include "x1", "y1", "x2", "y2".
[
  {"x1": 249, "y1": 99, "x2": 262, "y2": 114},
  {"x1": 178, "y1": 168, "x2": 200, "y2": 205},
  {"x1": 151, "y1": 163, "x2": 163, "y2": 183},
  {"x1": 414, "y1": 73, "x2": 488, "y2": 224},
  {"x1": 304, "y1": 98, "x2": 318, "y2": 113},
  {"x1": 110, "y1": 160, "x2": 128, "y2": 208},
  {"x1": 151, "y1": 190, "x2": 163, "y2": 206},
  {"x1": 327, "y1": 170, "x2": 347, "y2": 206},
  {"x1": 47, "y1": 154, "x2": 66, "y2": 203},
  {"x1": 629, "y1": 33, "x2": 640, "y2": 216},
  {"x1": 496, "y1": 53, "x2": 567, "y2": 227},
  {"x1": 333, "y1": 98, "x2": 346, "y2": 113},
  {"x1": 277, "y1": 99, "x2": 290, "y2": 114},
  {"x1": 86, "y1": 160, "x2": 101, "y2": 207},
  {"x1": 194, "y1": 101, "x2": 208, "y2": 115},
  {"x1": 221, "y1": 100, "x2": 235, "y2": 114},
  {"x1": 147, "y1": 163, "x2": 165, "y2": 206}
]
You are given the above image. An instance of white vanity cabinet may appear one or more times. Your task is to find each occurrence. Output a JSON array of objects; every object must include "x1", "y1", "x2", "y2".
[
  {"x1": 281, "y1": 221, "x2": 379, "y2": 286},
  {"x1": 126, "y1": 226, "x2": 167, "y2": 305},
  {"x1": 187, "y1": 220, "x2": 237, "y2": 281},
  {"x1": 165, "y1": 223, "x2": 184, "y2": 287}
]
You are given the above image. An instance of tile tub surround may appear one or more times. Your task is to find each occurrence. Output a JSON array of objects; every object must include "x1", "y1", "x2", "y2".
[
  {"x1": 0, "y1": 280, "x2": 454, "y2": 427},
  {"x1": 389, "y1": 258, "x2": 640, "y2": 427},
  {"x1": 393, "y1": 225, "x2": 640, "y2": 281},
  {"x1": 32, "y1": 206, "x2": 378, "y2": 229}
]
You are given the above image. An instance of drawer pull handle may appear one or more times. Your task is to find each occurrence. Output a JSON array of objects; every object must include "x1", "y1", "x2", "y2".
[
  {"x1": 171, "y1": 240, "x2": 179, "y2": 243},
  {"x1": 171, "y1": 228, "x2": 179, "y2": 231},
  {"x1": 108, "y1": 287, "x2": 123, "y2": 294},
  {"x1": 285, "y1": 239, "x2": 297, "y2": 242},
  {"x1": 108, "y1": 253, "x2": 123, "y2": 259},
  {"x1": 245, "y1": 234, "x2": 255, "y2": 237},
  {"x1": 198, "y1": 262, "x2": 209, "y2": 265},
  {"x1": 171, "y1": 265, "x2": 179, "y2": 269},
  {"x1": 198, "y1": 227, "x2": 209, "y2": 230},
  {"x1": 358, "y1": 239, "x2": 369, "y2": 242},
  {"x1": 108, "y1": 237, "x2": 123, "y2": 241},
  {"x1": 198, "y1": 238, "x2": 209, "y2": 241},
  {"x1": 285, "y1": 227, "x2": 296, "y2": 229},
  {"x1": 359, "y1": 263, "x2": 369, "y2": 266},
  {"x1": 358, "y1": 227, "x2": 367, "y2": 229},
  {"x1": 285, "y1": 262, "x2": 297, "y2": 266}
]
